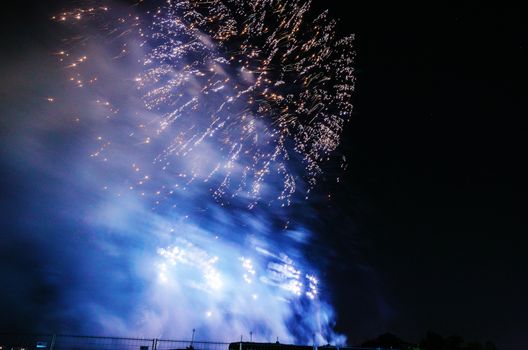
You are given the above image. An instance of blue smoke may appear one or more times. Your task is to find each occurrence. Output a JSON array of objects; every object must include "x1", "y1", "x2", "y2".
[{"x1": 0, "y1": 1, "x2": 346, "y2": 345}]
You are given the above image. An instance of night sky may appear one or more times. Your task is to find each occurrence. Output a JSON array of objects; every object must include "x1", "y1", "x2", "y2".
[{"x1": 1, "y1": 2, "x2": 527, "y2": 350}]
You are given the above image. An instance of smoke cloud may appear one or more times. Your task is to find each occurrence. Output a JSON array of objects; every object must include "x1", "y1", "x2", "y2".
[{"x1": 0, "y1": 0, "x2": 353, "y2": 345}]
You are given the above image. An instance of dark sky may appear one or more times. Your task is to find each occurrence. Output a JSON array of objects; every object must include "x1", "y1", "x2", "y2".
[
  {"x1": 1, "y1": 2, "x2": 527, "y2": 350},
  {"x1": 314, "y1": 3, "x2": 527, "y2": 350}
]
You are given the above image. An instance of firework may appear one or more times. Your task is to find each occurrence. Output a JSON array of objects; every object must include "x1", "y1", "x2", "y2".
[
  {"x1": 49, "y1": 0, "x2": 354, "y2": 343},
  {"x1": 55, "y1": 0, "x2": 354, "y2": 207}
]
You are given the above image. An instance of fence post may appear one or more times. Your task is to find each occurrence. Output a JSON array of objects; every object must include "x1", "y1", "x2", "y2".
[
  {"x1": 50, "y1": 334, "x2": 56, "y2": 350},
  {"x1": 152, "y1": 338, "x2": 158, "y2": 350}
]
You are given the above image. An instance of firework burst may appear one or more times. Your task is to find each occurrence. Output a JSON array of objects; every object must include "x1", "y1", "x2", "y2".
[
  {"x1": 47, "y1": 0, "x2": 354, "y2": 343},
  {"x1": 55, "y1": 0, "x2": 354, "y2": 207}
]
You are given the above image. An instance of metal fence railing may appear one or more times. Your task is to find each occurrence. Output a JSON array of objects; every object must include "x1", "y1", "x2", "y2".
[
  {"x1": 0, "y1": 334, "x2": 229, "y2": 350},
  {"x1": 53, "y1": 335, "x2": 156, "y2": 350},
  {"x1": 156, "y1": 339, "x2": 228, "y2": 350},
  {"x1": 0, "y1": 334, "x2": 156, "y2": 350},
  {"x1": 0, "y1": 334, "x2": 397, "y2": 350}
]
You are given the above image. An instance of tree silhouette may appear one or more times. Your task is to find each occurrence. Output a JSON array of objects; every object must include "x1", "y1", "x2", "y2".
[{"x1": 361, "y1": 331, "x2": 497, "y2": 350}]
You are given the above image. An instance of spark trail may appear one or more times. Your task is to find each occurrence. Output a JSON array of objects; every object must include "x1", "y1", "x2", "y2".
[{"x1": 46, "y1": 0, "x2": 354, "y2": 344}]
